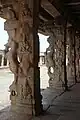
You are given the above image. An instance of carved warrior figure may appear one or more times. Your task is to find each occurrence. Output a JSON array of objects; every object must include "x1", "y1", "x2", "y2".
[
  {"x1": 3, "y1": 7, "x2": 19, "y2": 76},
  {"x1": 4, "y1": 39, "x2": 19, "y2": 97}
]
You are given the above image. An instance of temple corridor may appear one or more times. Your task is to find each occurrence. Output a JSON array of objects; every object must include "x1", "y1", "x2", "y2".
[{"x1": 0, "y1": 0, "x2": 80, "y2": 119}]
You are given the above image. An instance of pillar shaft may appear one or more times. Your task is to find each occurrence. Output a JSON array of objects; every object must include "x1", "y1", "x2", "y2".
[{"x1": 46, "y1": 26, "x2": 65, "y2": 90}]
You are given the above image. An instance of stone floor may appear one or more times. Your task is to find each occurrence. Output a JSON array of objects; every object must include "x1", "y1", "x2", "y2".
[
  {"x1": 35, "y1": 83, "x2": 80, "y2": 120},
  {"x1": 0, "y1": 83, "x2": 80, "y2": 119}
]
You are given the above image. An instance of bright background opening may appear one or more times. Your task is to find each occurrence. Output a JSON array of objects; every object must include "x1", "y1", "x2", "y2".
[
  {"x1": 0, "y1": 17, "x2": 14, "y2": 110},
  {"x1": 38, "y1": 33, "x2": 49, "y2": 89}
]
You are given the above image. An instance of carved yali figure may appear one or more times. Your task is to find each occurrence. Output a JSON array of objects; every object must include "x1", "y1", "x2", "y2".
[
  {"x1": 5, "y1": 39, "x2": 19, "y2": 97},
  {"x1": 3, "y1": 7, "x2": 20, "y2": 98}
]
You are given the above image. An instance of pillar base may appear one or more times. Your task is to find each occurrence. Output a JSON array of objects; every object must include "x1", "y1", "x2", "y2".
[
  {"x1": 11, "y1": 103, "x2": 34, "y2": 115},
  {"x1": 10, "y1": 92, "x2": 43, "y2": 116},
  {"x1": 10, "y1": 96, "x2": 35, "y2": 115}
]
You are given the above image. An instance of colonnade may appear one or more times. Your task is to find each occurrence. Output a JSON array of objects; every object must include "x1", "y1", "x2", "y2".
[
  {"x1": 0, "y1": 53, "x2": 8, "y2": 67},
  {"x1": 0, "y1": 0, "x2": 80, "y2": 117},
  {"x1": 46, "y1": 24, "x2": 80, "y2": 91}
]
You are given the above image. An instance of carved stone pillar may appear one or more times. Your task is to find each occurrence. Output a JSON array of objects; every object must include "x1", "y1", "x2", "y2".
[
  {"x1": 46, "y1": 27, "x2": 65, "y2": 90},
  {"x1": 67, "y1": 28, "x2": 75, "y2": 85},
  {"x1": 68, "y1": 28, "x2": 74, "y2": 77},
  {"x1": 75, "y1": 35, "x2": 80, "y2": 81},
  {"x1": 4, "y1": 0, "x2": 42, "y2": 116}
]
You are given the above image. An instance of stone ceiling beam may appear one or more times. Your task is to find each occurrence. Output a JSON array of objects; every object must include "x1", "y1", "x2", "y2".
[
  {"x1": 41, "y1": 0, "x2": 60, "y2": 18},
  {"x1": 66, "y1": 2, "x2": 80, "y2": 6},
  {"x1": 49, "y1": 0, "x2": 80, "y2": 32},
  {"x1": 39, "y1": 14, "x2": 48, "y2": 22},
  {"x1": 39, "y1": 7, "x2": 54, "y2": 21}
]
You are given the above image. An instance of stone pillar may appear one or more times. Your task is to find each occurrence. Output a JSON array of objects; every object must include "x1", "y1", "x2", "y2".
[
  {"x1": 4, "y1": 0, "x2": 42, "y2": 116},
  {"x1": 1, "y1": 54, "x2": 4, "y2": 66},
  {"x1": 46, "y1": 26, "x2": 65, "y2": 90},
  {"x1": 67, "y1": 27, "x2": 76, "y2": 85},
  {"x1": 75, "y1": 35, "x2": 80, "y2": 81}
]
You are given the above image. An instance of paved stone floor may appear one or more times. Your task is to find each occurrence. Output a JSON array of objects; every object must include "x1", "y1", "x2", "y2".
[
  {"x1": 0, "y1": 83, "x2": 80, "y2": 119},
  {"x1": 35, "y1": 83, "x2": 80, "y2": 120}
]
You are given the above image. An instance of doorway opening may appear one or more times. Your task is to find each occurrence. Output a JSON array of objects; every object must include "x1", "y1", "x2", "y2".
[{"x1": 38, "y1": 33, "x2": 49, "y2": 90}]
